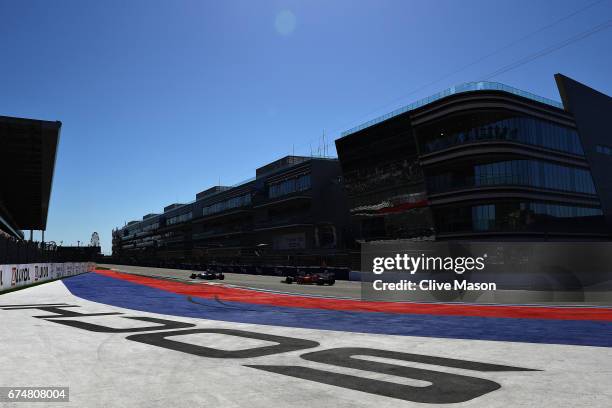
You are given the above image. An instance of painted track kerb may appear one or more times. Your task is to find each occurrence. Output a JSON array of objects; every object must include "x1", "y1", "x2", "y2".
[
  {"x1": 55, "y1": 271, "x2": 612, "y2": 347},
  {"x1": 93, "y1": 269, "x2": 612, "y2": 322}
]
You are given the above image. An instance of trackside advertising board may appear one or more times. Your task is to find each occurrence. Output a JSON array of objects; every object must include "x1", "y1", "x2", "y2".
[{"x1": 0, "y1": 262, "x2": 95, "y2": 292}]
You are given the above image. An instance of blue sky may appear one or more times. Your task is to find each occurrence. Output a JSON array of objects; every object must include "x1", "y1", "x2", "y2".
[{"x1": 1, "y1": 0, "x2": 611, "y2": 252}]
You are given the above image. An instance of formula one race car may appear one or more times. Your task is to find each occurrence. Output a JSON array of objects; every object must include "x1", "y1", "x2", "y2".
[
  {"x1": 190, "y1": 270, "x2": 225, "y2": 280},
  {"x1": 284, "y1": 271, "x2": 335, "y2": 286}
]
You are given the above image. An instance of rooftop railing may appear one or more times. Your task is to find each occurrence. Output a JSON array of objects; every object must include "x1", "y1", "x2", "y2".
[{"x1": 341, "y1": 81, "x2": 564, "y2": 137}]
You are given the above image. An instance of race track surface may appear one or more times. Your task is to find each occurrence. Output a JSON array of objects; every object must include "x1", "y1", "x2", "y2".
[
  {"x1": 100, "y1": 264, "x2": 363, "y2": 298},
  {"x1": 100, "y1": 264, "x2": 612, "y2": 305},
  {"x1": 1, "y1": 269, "x2": 612, "y2": 407}
]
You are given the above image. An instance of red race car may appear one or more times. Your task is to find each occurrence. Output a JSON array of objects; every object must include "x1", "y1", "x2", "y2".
[{"x1": 285, "y1": 271, "x2": 335, "y2": 286}]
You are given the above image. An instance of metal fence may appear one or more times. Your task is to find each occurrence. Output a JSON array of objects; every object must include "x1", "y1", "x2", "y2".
[{"x1": 0, "y1": 235, "x2": 99, "y2": 264}]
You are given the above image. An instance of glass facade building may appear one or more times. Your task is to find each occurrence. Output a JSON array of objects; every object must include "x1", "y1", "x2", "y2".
[
  {"x1": 336, "y1": 75, "x2": 612, "y2": 241},
  {"x1": 269, "y1": 174, "x2": 311, "y2": 198},
  {"x1": 428, "y1": 159, "x2": 596, "y2": 195},
  {"x1": 435, "y1": 202, "x2": 604, "y2": 234},
  {"x1": 112, "y1": 75, "x2": 612, "y2": 270},
  {"x1": 418, "y1": 112, "x2": 584, "y2": 155},
  {"x1": 112, "y1": 156, "x2": 350, "y2": 267},
  {"x1": 202, "y1": 194, "x2": 251, "y2": 216}
]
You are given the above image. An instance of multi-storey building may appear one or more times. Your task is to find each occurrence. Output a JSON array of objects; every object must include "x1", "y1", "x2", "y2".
[
  {"x1": 335, "y1": 74, "x2": 612, "y2": 241},
  {"x1": 114, "y1": 74, "x2": 612, "y2": 269},
  {"x1": 112, "y1": 156, "x2": 350, "y2": 267}
]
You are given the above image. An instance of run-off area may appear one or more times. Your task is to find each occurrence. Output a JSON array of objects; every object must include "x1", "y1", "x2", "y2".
[{"x1": 0, "y1": 277, "x2": 611, "y2": 408}]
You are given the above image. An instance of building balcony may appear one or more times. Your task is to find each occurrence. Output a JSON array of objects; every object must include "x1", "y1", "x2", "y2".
[
  {"x1": 253, "y1": 193, "x2": 312, "y2": 209},
  {"x1": 192, "y1": 229, "x2": 252, "y2": 240},
  {"x1": 193, "y1": 208, "x2": 251, "y2": 223},
  {"x1": 427, "y1": 185, "x2": 601, "y2": 208},
  {"x1": 427, "y1": 173, "x2": 598, "y2": 197},
  {"x1": 254, "y1": 215, "x2": 314, "y2": 231},
  {"x1": 419, "y1": 141, "x2": 587, "y2": 168}
]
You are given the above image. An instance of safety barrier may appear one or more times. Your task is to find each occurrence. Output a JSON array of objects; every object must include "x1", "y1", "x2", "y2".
[
  {"x1": 204, "y1": 264, "x2": 350, "y2": 280},
  {"x1": 0, "y1": 262, "x2": 96, "y2": 293}
]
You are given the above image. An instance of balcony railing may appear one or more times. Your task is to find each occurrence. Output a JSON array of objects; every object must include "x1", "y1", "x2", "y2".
[
  {"x1": 342, "y1": 81, "x2": 564, "y2": 137},
  {"x1": 255, "y1": 215, "x2": 313, "y2": 230},
  {"x1": 428, "y1": 175, "x2": 597, "y2": 196},
  {"x1": 193, "y1": 227, "x2": 250, "y2": 240}
]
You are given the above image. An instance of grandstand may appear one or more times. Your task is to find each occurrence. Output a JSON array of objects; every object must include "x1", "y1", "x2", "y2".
[
  {"x1": 0, "y1": 115, "x2": 60, "y2": 240},
  {"x1": 0, "y1": 115, "x2": 100, "y2": 265}
]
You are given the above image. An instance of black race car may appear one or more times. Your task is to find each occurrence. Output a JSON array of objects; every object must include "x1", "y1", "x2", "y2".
[
  {"x1": 315, "y1": 272, "x2": 336, "y2": 286},
  {"x1": 190, "y1": 270, "x2": 225, "y2": 280}
]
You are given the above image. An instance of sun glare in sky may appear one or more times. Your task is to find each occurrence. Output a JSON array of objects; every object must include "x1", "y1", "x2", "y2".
[{"x1": 274, "y1": 9, "x2": 297, "y2": 35}]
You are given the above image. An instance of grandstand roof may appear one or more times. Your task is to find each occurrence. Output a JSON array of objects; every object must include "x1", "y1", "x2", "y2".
[{"x1": 0, "y1": 115, "x2": 61, "y2": 234}]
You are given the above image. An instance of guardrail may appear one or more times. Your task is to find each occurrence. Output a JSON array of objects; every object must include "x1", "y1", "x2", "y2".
[{"x1": 0, "y1": 262, "x2": 95, "y2": 293}]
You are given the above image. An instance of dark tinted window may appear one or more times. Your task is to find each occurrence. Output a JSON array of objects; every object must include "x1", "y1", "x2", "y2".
[{"x1": 418, "y1": 112, "x2": 583, "y2": 155}]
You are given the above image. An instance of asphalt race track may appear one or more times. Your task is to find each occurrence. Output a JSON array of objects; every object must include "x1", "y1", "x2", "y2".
[
  {"x1": 1, "y1": 269, "x2": 612, "y2": 407},
  {"x1": 100, "y1": 264, "x2": 363, "y2": 298},
  {"x1": 100, "y1": 264, "x2": 612, "y2": 305}
]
